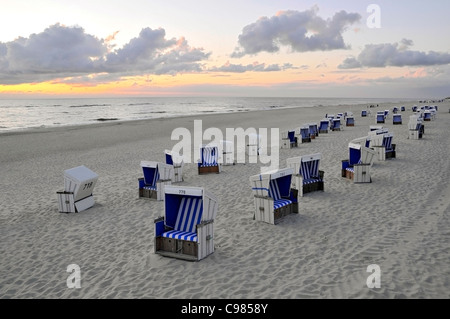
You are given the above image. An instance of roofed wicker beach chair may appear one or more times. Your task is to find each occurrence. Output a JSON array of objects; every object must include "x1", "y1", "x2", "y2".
[
  {"x1": 423, "y1": 110, "x2": 432, "y2": 121},
  {"x1": 371, "y1": 132, "x2": 396, "y2": 161},
  {"x1": 393, "y1": 114, "x2": 402, "y2": 125},
  {"x1": 309, "y1": 123, "x2": 318, "y2": 139},
  {"x1": 331, "y1": 118, "x2": 341, "y2": 131},
  {"x1": 57, "y1": 165, "x2": 99, "y2": 213},
  {"x1": 165, "y1": 149, "x2": 184, "y2": 182},
  {"x1": 249, "y1": 167, "x2": 295, "y2": 224},
  {"x1": 287, "y1": 153, "x2": 324, "y2": 200},
  {"x1": 281, "y1": 130, "x2": 298, "y2": 149},
  {"x1": 341, "y1": 143, "x2": 377, "y2": 183},
  {"x1": 198, "y1": 144, "x2": 221, "y2": 174},
  {"x1": 154, "y1": 185, "x2": 218, "y2": 261},
  {"x1": 299, "y1": 126, "x2": 311, "y2": 143},
  {"x1": 376, "y1": 111, "x2": 385, "y2": 124},
  {"x1": 346, "y1": 116, "x2": 355, "y2": 127},
  {"x1": 361, "y1": 110, "x2": 368, "y2": 117},
  {"x1": 318, "y1": 119, "x2": 329, "y2": 134},
  {"x1": 408, "y1": 115, "x2": 424, "y2": 140},
  {"x1": 139, "y1": 161, "x2": 173, "y2": 200}
]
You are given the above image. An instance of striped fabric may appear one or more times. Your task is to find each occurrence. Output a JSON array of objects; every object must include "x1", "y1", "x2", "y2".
[
  {"x1": 383, "y1": 135, "x2": 393, "y2": 151},
  {"x1": 200, "y1": 146, "x2": 218, "y2": 167},
  {"x1": 300, "y1": 160, "x2": 320, "y2": 182},
  {"x1": 162, "y1": 197, "x2": 203, "y2": 242},
  {"x1": 268, "y1": 179, "x2": 292, "y2": 209},
  {"x1": 346, "y1": 159, "x2": 362, "y2": 173}
]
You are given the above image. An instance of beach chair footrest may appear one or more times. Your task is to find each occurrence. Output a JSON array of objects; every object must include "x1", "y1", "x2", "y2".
[
  {"x1": 155, "y1": 236, "x2": 199, "y2": 260},
  {"x1": 198, "y1": 165, "x2": 220, "y2": 175}
]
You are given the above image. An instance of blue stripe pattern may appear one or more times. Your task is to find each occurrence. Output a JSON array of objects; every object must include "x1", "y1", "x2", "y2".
[
  {"x1": 268, "y1": 180, "x2": 292, "y2": 209},
  {"x1": 162, "y1": 197, "x2": 203, "y2": 242},
  {"x1": 200, "y1": 146, "x2": 218, "y2": 167}
]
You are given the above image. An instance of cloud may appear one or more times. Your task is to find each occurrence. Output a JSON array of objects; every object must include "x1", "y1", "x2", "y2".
[
  {"x1": 232, "y1": 7, "x2": 361, "y2": 57},
  {"x1": 0, "y1": 24, "x2": 211, "y2": 84},
  {"x1": 339, "y1": 39, "x2": 450, "y2": 69},
  {"x1": 209, "y1": 61, "x2": 295, "y2": 73}
]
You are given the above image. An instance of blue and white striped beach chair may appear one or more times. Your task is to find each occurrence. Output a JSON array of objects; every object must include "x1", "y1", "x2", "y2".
[
  {"x1": 341, "y1": 143, "x2": 376, "y2": 183},
  {"x1": 198, "y1": 144, "x2": 221, "y2": 174},
  {"x1": 249, "y1": 168, "x2": 295, "y2": 224},
  {"x1": 165, "y1": 149, "x2": 184, "y2": 182},
  {"x1": 287, "y1": 153, "x2": 324, "y2": 199},
  {"x1": 154, "y1": 185, "x2": 218, "y2": 261},
  {"x1": 139, "y1": 161, "x2": 173, "y2": 200},
  {"x1": 57, "y1": 165, "x2": 98, "y2": 213}
]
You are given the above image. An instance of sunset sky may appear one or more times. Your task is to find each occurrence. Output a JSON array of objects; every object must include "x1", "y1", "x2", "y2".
[{"x1": 0, "y1": 0, "x2": 449, "y2": 98}]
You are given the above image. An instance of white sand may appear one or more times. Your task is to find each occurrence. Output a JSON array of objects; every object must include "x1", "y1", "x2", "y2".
[{"x1": 1, "y1": 100, "x2": 449, "y2": 299}]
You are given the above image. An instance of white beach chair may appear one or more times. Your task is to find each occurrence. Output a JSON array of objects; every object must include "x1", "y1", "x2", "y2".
[
  {"x1": 249, "y1": 168, "x2": 295, "y2": 224},
  {"x1": 308, "y1": 123, "x2": 318, "y2": 139},
  {"x1": 371, "y1": 133, "x2": 396, "y2": 161},
  {"x1": 280, "y1": 130, "x2": 298, "y2": 149},
  {"x1": 287, "y1": 153, "x2": 324, "y2": 200},
  {"x1": 346, "y1": 116, "x2": 355, "y2": 127},
  {"x1": 165, "y1": 150, "x2": 184, "y2": 183},
  {"x1": 341, "y1": 143, "x2": 377, "y2": 183},
  {"x1": 247, "y1": 133, "x2": 261, "y2": 156},
  {"x1": 408, "y1": 115, "x2": 424, "y2": 140},
  {"x1": 299, "y1": 126, "x2": 311, "y2": 143},
  {"x1": 56, "y1": 165, "x2": 99, "y2": 213},
  {"x1": 318, "y1": 119, "x2": 329, "y2": 134},
  {"x1": 154, "y1": 185, "x2": 218, "y2": 261},
  {"x1": 393, "y1": 114, "x2": 402, "y2": 125},
  {"x1": 139, "y1": 161, "x2": 173, "y2": 200}
]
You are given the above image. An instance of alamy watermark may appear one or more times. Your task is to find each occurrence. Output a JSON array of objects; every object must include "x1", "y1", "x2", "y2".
[
  {"x1": 171, "y1": 120, "x2": 280, "y2": 173},
  {"x1": 366, "y1": 264, "x2": 381, "y2": 288},
  {"x1": 67, "y1": 264, "x2": 81, "y2": 289}
]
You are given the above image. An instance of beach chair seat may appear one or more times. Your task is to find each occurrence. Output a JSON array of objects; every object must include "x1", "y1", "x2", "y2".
[
  {"x1": 56, "y1": 165, "x2": 98, "y2": 213},
  {"x1": 198, "y1": 144, "x2": 221, "y2": 174},
  {"x1": 139, "y1": 161, "x2": 173, "y2": 200},
  {"x1": 281, "y1": 130, "x2": 298, "y2": 149},
  {"x1": 165, "y1": 150, "x2": 184, "y2": 182},
  {"x1": 250, "y1": 168, "x2": 295, "y2": 224},
  {"x1": 287, "y1": 153, "x2": 324, "y2": 199},
  {"x1": 154, "y1": 186, "x2": 218, "y2": 261},
  {"x1": 341, "y1": 143, "x2": 376, "y2": 183}
]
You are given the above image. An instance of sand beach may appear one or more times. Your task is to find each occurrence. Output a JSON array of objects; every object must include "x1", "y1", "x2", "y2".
[{"x1": 1, "y1": 100, "x2": 449, "y2": 299}]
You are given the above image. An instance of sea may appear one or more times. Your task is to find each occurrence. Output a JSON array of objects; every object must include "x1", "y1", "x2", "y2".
[{"x1": 0, "y1": 96, "x2": 419, "y2": 132}]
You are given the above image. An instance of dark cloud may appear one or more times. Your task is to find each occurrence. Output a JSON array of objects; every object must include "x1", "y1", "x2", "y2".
[
  {"x1": 339, "y1": 39, "x2": 450, "y2": 69},
  {"x1": 0, "y1": 24, "x2": 211, "y2": 84},
  {"x1": 232, "y1": 7, "x2": 361, "y2": 57}
]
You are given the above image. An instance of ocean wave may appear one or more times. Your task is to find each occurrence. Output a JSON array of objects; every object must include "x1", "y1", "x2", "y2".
[
  {"x1": 95, "y1": 118, "x2": 119, "y2": 122},
  {"x1": 128, "y1": 102, "x2": 155, "y2": 106},
  {"x1": 70, "y1": 104, "x2": 111, "y2": 108}
]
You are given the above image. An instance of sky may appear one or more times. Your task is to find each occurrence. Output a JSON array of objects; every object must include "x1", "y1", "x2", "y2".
[{"x1": 0, "y1": 0, "x2": 449, "y2": 98}]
